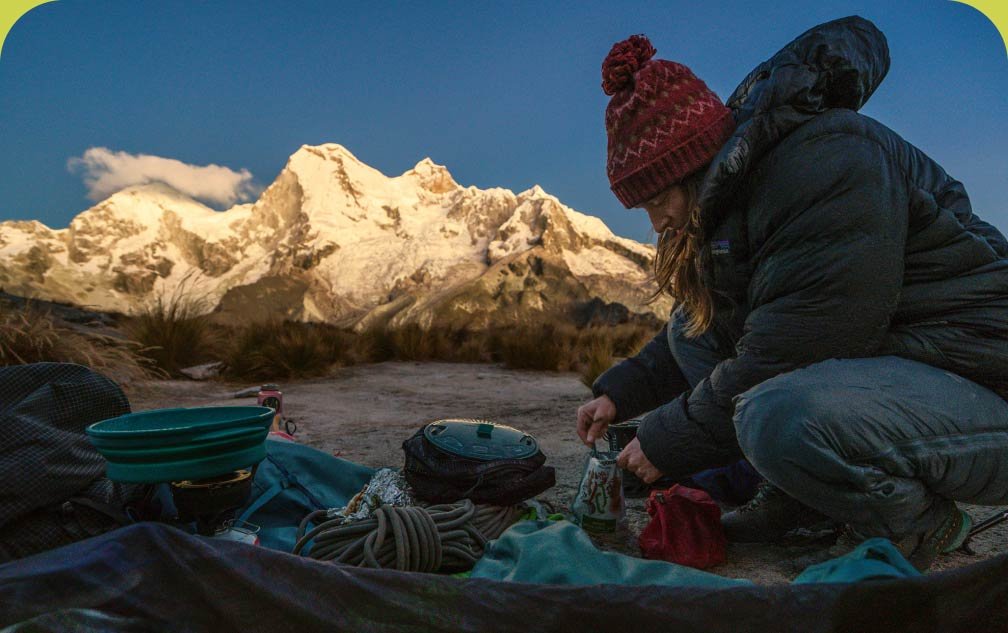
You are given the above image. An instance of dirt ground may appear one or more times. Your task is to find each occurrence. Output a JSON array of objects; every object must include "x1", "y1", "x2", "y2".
[{"x1": 128, "y1": 361, "x2": 1007, "y2": 584}]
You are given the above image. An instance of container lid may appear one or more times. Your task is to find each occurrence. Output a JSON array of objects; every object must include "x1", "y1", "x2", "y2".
[
  {"x1": 88, "y1": 406, "x2": 273, "y2": 438},
  {"x1": 86, "y1": 406, "x2": 273, "y2": 483},
  {"x1": 423, "y1": 419, "x2": 538, "y2": 461}
]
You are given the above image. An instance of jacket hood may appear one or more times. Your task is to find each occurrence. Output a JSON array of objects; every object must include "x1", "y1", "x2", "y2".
[{"x1": 699, "y1": 16, "x2": 890, "y2": 228}]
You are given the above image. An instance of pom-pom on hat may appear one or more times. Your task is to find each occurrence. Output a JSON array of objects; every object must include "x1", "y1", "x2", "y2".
[{"x1": 602, "y1": 34, "x2": 735, "y2": 209}]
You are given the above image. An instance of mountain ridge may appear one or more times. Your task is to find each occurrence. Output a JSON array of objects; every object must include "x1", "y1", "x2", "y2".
[{"x1": 0, "y1": 143, "x2": 671, "y2": 329}]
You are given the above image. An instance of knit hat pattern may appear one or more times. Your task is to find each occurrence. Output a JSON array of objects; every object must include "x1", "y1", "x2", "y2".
[{"x1": 603, "y1": 35, "x2": 735, "y2": 208}]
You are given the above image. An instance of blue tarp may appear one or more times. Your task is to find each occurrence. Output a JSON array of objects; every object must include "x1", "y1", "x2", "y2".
[{"x1": 2, "y1": 522, "x2": 1006, "y2": 632}]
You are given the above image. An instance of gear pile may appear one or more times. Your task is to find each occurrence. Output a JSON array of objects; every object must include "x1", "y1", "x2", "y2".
[{"x1": 293, "y1": 499, "x2": 522, "y2": 572}]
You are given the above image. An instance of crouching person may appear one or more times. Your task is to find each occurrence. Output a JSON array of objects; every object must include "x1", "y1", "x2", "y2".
[{"x1": 575, "y1": 17, "x2": 1008, "y2": 571}]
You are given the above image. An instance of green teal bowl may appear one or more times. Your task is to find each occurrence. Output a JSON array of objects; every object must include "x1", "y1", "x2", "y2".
[{"x1": 86, "y1": 406, "x2": 274, "y2": 483}]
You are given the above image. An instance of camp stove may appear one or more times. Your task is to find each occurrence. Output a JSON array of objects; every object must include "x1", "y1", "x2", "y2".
[
  {"x1": 86, "y1": 406, "x2": 276, "y2": 547},
  {"x1": 170, "y1": 469, "x2": 260, "y2": 544}
]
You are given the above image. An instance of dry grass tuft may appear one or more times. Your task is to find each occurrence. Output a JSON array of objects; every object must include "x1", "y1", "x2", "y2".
[
  {"x1": 488, "y1": 321, "x2": 654, "y2": 376},
  {"x1": 124, "y1": 276, "x2": 215, "y2": 375},
  {"x1": 342, "y1": 324, "x2": 491, "y2": 364},
  {"x1": 442, "y1": 327, "x2": 489, "y2": 363},
  {"x1": 390, "y1": 324, "x2": 441, "y2": 361},
  {"x1": 607, "y1": 323, "x2": 654, "y2": 357},
  {"x1": 578, "y1": 332, "x2": 615, "y2": 389},
  {"x1": 573, "y1": 323, "x2": 654, "y2": 386},
  {"x1": 354, "y1": 324, "x2": 397, "y2": 363},
  {"x1": 222, "y1": 320, "x2": 346, "y2": 380},
  {"x1": 0, "y1": 300, "x2": 161, "y2": 386},
  {"x1": 492, "y1": 323, "x2": 572, "y2": 371},
  {"x1": 325, "y1": 324, "x2": 493, "y2": 365}
]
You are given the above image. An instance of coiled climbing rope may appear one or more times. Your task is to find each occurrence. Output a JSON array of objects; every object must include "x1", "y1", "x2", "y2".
[{"x1": 292, "y1": 499, "x2": 522, "y2": 573}]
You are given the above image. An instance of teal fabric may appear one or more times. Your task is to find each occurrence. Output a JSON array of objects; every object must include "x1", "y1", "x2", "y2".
[
  {"x1": 240, "y1": 439, "x2": 374, "y2": 552},
  {"x1": 793, "y1": 538, "x2": 921, "y2": 584},
  {"x1": 471, "y1": 522, "x2": 920, "y2": 588},
  {"x1": 470, "y1": 520, "x2": 750, "y2": 588}
]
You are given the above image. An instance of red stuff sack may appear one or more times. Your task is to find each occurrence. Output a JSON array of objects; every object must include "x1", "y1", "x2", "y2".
[{"x1": 638, "y1": 484, "x2": 726, "y2": 569}]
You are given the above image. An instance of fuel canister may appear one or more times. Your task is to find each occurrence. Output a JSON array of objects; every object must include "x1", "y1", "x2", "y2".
[{"x1": 257, "y1": 384, "x2": 283, "y2": 432}]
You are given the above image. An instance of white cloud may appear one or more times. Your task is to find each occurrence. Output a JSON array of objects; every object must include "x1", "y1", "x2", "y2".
[{"x1": 68, "y1": 147, "x2": 260, "y2": 207}]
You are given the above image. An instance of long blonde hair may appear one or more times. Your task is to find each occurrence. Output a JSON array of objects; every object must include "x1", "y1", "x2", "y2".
[{"x1": 649, "y1": 170, "x2": 713, "y2": 338}]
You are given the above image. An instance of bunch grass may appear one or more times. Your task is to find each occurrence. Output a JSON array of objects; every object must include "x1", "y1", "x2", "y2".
[
  {"x1": 125, "y1": 274, "x2": 214, "y2": 375},
  {"x1": 0, "y1": 299, "x2": 161, "y2": 386}
]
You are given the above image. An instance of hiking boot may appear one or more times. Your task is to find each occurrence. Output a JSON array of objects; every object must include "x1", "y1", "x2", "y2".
[
  {"x1": 828, "y1": 500, "x2": 972, "y2": 572},
  {"x1": 894, "y1": 501, "x2": 972, "y2": 572},
  {"x1": 721, "y1": 482, "x2": 837, "y2": 543}
]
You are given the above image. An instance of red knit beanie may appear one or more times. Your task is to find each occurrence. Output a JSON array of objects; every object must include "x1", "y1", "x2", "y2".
[{"x1": 603, "y1": 35, "x2": 735, "y2": 209}]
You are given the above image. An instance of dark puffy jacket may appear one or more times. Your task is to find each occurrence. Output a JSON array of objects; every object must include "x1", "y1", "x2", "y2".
[{"x1": 593, "y1": 16, "x2": 1008, "y2": 479}]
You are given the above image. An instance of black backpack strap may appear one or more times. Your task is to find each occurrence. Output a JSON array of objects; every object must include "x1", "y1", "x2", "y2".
[{"x1": 58, "y1": 497, "x2": 133, "y2": 541}]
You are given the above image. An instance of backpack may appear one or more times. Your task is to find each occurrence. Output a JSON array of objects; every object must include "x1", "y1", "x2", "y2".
[
  {"x1": 230, "y1": 439, "x2": 374, "y2": 551},
  {"x1": 0, "y1": 363, "x2": 148, "y2": 563},
  {"x1": 402, "y1": 422, "x2": 555, "y2": 506}
]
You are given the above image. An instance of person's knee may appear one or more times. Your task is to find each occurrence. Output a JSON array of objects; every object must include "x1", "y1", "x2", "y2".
[{"x1": 733, "y1": 373, "x2": 827, "y2": 478}]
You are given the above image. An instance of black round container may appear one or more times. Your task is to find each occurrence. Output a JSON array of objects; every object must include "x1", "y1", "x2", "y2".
[{"x1": 171, "y1": 469, "x2": 254, "y2": 535}]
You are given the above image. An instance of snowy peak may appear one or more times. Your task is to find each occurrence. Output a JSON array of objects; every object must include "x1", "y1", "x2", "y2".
[
  {"x1": 292, "y1": 142, "x2": 365, "y2": 165},
  {"x1": 403, "y1": 157, "x2": 459, "y2": 194},
  {"x1": 517, "y1": 184, "x2": 549, "y2": 200},
  {"x1": 87, "y1": 182, "x2": 212, "y2": 218},
  {"x1": 286, "y1": 143, "x2": 387, "y2": 200}
]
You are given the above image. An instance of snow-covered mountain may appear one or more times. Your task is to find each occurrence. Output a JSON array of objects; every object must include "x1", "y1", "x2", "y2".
[{"x1": 0, "y1": 144, "x2": 671, "y2": 329}]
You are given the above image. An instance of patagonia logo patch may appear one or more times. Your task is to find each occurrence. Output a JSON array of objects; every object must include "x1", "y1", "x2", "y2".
[{"x1": 711, "y1": 239, "x2": 731, "y2": 255}]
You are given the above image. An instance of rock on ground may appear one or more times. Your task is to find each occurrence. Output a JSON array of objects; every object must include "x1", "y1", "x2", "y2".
[
  {"x1": 127, "y1": 361, "x2": 1008, "y2": 584},
  {"x1": 179, "y1": 362, "x2": 225, "y2": 381}
]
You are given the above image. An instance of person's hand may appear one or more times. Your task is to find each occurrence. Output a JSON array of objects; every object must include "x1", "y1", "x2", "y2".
[
  {"x1": 617, "y1": 437, "x2": 663, "y2": 483},
  {"x1": 576, "y1": 395, "x2": 616, "y2": 447}
]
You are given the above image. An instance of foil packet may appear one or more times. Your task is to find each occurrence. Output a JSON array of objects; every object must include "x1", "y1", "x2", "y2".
[
  {"x1": 326, "y1": 467, "x2": 415, "y2": 523},
  {"x1": 571, "y1": 449, "x2": 625, "y2": 533}
]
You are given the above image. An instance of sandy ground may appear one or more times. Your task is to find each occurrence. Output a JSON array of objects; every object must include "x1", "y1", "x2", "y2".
[{"x1": 129, "y1": 361, "x2": 1007, "y2": 584}]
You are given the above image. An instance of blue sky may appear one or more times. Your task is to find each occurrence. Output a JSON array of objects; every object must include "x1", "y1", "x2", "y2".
[{"x1": 1, "y1": 0, "x2": 1005, "y2": 243}]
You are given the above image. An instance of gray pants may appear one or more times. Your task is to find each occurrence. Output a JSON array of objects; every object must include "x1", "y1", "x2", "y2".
[{"x1": 668, "y1": 310, "x2": 1008, "y2": 538}]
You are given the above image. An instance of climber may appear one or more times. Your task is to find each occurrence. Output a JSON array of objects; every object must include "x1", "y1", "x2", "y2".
[{"x1": 576, "y1": 16, "x2": 1008, "y2": 571}]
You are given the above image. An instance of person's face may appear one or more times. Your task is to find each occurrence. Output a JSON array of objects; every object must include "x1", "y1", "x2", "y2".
[{"x1": 638, "y1": 185, "x2": 689, "y2": 236}]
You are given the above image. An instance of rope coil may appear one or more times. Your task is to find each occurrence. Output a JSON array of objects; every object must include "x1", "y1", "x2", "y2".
[{"x1": 293, "y1": 499, "x2": 522, "y2": 573}]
